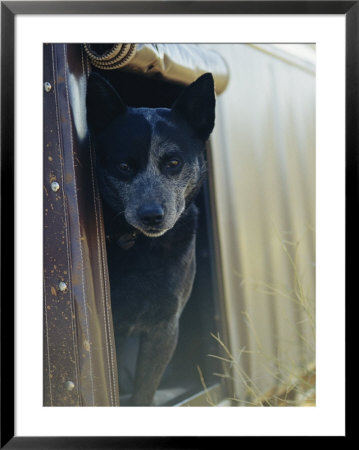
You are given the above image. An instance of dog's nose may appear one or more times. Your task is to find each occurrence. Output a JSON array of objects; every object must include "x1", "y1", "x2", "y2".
[{"x1": 138, "y1": 204, "x2": 164, "y2": 226}]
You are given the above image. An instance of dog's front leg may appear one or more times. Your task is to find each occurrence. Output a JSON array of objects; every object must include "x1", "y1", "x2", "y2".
[{"x1": 131, "y1": 321, "x2": 179, "y2": 406}]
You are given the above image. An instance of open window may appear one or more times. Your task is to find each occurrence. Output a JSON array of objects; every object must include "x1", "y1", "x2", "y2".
[
  {"x1": 43, "y1": 43, "x2": 231, "y2": 406},
  {"x1": 96, "y1": 69, "x2": 228, "y2": 406}
]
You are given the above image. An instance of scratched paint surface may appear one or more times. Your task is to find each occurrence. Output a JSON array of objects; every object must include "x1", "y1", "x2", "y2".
[{"x1": 43, "y1": 44, "x2": 119, "y2": 407}]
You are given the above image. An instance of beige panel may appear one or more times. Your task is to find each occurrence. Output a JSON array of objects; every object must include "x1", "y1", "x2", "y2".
[
  {"x1": 127, "y1": 44, "x2": 229, "y2": 94},
  {"x1": 206, "y1": 44, "x2": 315, "y2": 404}
]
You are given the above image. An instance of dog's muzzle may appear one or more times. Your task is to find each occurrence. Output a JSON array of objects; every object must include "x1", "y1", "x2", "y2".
[
  {"x1": 131, "y1": 203, "x2": 169, "y2": 237},
  {"x1": 138, "y1": 204, "x2": 164, "y2": 227}
]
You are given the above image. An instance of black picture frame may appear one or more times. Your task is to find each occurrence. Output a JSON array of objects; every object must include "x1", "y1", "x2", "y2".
[{"x1": 1, "y1": 1, "x2": 352, "y2": 447}]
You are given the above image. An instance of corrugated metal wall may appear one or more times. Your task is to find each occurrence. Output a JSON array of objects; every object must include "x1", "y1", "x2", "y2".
[{"x1": 206, "y1": 44, "x2": 315, "y2": 405}]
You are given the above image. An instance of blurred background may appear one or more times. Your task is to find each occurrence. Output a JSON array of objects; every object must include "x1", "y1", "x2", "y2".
[{"x1": 204, "y1": 43, "x2": 315, "y2": 406}]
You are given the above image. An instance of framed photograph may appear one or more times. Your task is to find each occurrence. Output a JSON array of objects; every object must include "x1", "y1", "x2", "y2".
[{"x1": 1, "y1": 1, "x2": 352, "y2": 447}]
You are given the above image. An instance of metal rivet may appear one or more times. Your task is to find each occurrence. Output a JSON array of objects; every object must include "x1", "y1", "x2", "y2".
[
  {"x1": 58, "y1": 281, "x2": 67, "y2": 292},
  {"x1": 64, "y1": 381, "x2": 75, "y2": 391},
  {"x1": 44, "y1": 82, "x2": 52, "y2": 93},
  {"x1": 51, "y1": 181, "x2": 60, "y2": 192}
]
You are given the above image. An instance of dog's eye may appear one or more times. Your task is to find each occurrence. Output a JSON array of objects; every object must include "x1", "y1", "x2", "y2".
[
  {"x1": 118, "y1": 162, "x2": 131, "y2": 172},
  {"x1": 165, "y1": 159, "x2": 181, "y2": 170}
]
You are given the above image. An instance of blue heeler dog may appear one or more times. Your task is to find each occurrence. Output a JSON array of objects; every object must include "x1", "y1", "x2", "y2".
[{"x1": 86, "y1": 72, "x2": 216, "y2": 405}]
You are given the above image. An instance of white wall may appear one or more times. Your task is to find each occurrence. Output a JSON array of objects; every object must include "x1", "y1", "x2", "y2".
[{"x1": 206, "y1": 44, "x2": 315, "y2": 404}]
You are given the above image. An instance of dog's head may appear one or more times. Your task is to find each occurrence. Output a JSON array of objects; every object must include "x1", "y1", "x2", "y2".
[{"x1": 86, "y1": 72, "x2": 215, "y2": 237}]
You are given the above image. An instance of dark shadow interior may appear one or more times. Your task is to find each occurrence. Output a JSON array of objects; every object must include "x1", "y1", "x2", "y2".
[{"x1": 95, "y1": 68, "x2": 223, "y2": 405}]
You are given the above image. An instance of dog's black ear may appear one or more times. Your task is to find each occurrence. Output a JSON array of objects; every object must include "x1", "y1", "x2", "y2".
[
  {"x1": 86, "y1": 72, "x2": 126, "y2": 134},
  {"x1": 172, "y1": 73, "x2": 216, "y2": 141}
]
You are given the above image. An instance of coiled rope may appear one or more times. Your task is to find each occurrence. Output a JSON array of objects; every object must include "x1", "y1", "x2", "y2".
[{"x1": 83, "y1": 44, "x2": 137, "y2": 70}]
